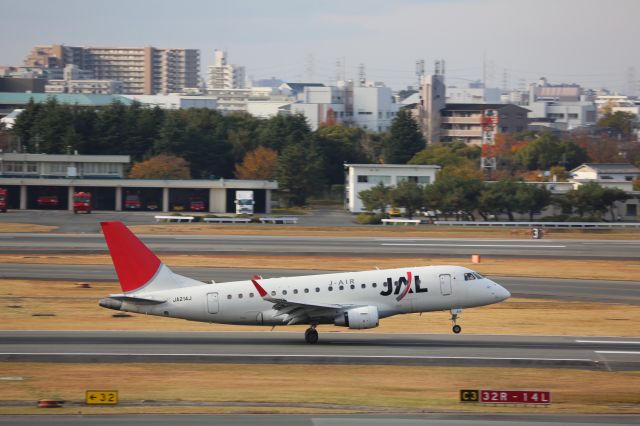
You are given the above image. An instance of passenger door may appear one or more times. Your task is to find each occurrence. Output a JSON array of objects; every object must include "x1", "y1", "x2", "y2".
[
  {"x1": 439, "y1": 274, "x2": 452, "y2": 296},
  {"x1": 206, "y1": 292, "x2": 219, "y2": 314}
]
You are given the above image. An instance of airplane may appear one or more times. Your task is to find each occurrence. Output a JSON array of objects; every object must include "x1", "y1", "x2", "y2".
[{"x1": 98, "y1": 221, "x2": 511, "y2": 344}]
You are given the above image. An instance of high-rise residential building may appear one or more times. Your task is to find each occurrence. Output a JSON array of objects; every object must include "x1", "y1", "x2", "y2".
[
  {"x1": 23, "y1": 44, "x2": 199, "y2": 95},
  {"x1": 207, "y1": 50, "x2": 246, "y2": 90}
]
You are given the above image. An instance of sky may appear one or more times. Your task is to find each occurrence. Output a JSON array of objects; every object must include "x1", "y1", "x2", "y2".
[{"x1": 1, "y1": 0, "x2": 639, "y2": 93}]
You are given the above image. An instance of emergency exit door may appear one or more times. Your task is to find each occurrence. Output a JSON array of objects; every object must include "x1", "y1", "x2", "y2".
[{"x1": 439, "y1": 274, "x2": 452, "y2": 296}]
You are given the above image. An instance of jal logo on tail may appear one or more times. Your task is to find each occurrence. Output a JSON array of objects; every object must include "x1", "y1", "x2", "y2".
[{"x1": 379, "y1": 272, "x2": 428, "y2": 301}]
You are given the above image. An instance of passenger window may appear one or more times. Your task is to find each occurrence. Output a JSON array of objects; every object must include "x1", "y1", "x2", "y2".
[
  {"x1": 372, "y1": 283, "x2": 377, "y2": 288},
  {"x1": 339, "y1": 285, "x2": 344, "y2": 290},
  {"x1": 350, "y1": 284, "x2": 355, "y2": 290},
  {"x1": 315, "y1": 287, "x2": 320, "y2": 292},
  {"x1": 328, "y1": 287, "x2": 333, "y2": 291},
  {"x1": 249, "y1": 293, "x2": 254, "y2": 298},
  {"x1": 304, "y1": 289, "x2": 309, "y2": 293},
  {"x1": 293, "y1": 289, "x2": 298, "y2": 294},
  {"x1": 271, "y1": 291, "x2": 277, "y2": 296},
  {"x1": 361, "y1": 284, "x2": 366, "y2": 289},
  {"x1": 282, "y1": 290, "x2": 287, "y2": 296},
  {"x1": 238, "y1": 294, "x2": 243, "y2": 299},
  {"x1": 227, "y1": 295, "x2": 232, "y2": 299}
]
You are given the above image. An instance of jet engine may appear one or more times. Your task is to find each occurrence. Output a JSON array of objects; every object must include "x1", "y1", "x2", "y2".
[{"x1": 334, "y1": 306, "x2": 379, "y2": 329}]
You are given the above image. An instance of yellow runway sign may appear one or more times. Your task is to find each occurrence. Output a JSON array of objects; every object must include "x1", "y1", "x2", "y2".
[{"x1": 85, "y1": 390, "x2": 118, "y2": 405}]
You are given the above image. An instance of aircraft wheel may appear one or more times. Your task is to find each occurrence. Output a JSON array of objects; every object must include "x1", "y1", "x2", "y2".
[
  {"x1": 452, "y1": 325, "x2": 462, "y2": 334},
  {"x1": 304, "y1": 328, "x2": 319, "y2": 344}
]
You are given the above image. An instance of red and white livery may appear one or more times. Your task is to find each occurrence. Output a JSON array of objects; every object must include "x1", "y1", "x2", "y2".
[{"x1": 99, "y1": 221, "x2": 510, "y2": 343}]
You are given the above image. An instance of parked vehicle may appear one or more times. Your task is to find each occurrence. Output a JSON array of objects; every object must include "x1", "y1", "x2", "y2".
[
  {"x1": 37, "y1": 194, "x2": 59, "y2": 208},
  {"x1": 124, "y1": 193, "x2": 142, "y2": 210},
  {"x1": 73, "y1": 191, "x2": 92, "y2": 214},
  {"x1": 235, "y1": 190, "x2": 254, "y2": 215},
  {"x1": 0, "y1": 188, "x2": 7, "y2": 213},
  {"x1": 146, "y1": 200, "x2": 159, "y2": 211},
  {"x1": 189, "y1": 197, "x2": 206, "y2": 212}
]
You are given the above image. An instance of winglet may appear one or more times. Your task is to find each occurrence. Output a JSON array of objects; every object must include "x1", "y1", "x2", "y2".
[{"x1": 251, "y1": 279, "x2": 267, "y2": 297}]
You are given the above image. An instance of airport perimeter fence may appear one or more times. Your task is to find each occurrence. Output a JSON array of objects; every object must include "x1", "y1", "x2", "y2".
[{"x1": 432, "y1": 221, "x2": 640, "y2": 229}]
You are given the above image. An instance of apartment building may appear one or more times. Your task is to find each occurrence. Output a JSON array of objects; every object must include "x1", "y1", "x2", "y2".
[
  {"x1": 206, "y1": 50, "x2": 246, "y2": 90},
  {"x1": 23, "y1": 45, "x2": 199, "y2": 95},
  {"x1": 440, "y1": 104, "x2": 529, "y2": 145}
]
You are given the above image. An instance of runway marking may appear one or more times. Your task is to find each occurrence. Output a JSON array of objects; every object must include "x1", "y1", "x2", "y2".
[
  {"x1": 576, "y1": 340, "x2": 640, "y2": 345},
  {"x1": 595, "y1": 351, "x2": 640, "y2": 355},
  {"x1": 0, "y1": 352, "x2": 594, "y2": 362},
  {"x1": 381, "y1": 243, "x2": 566, "y2": 248}
]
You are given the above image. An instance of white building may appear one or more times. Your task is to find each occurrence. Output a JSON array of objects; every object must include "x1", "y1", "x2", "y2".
[
  {"x1": 282, "y1": 81, "x2": 398, "y2": 132},
  {"x1": 121, "y1": 94, "x2": 217, "y2": 110},
  {"x1": 446, "y1": 86, "x2": 501, "y2": 104},
  {"x1": 345, "y1": 164, "x2": 440, "y2": 213},
  {"x1": 351, "y1": 82, "x2": 398, "y2": 132},
  {"x1": 207, "y1": 50, "x2": 246, "y2": 90},
  {"x1": 570, "y1": 163, "x2": 640, "y2": 183}
]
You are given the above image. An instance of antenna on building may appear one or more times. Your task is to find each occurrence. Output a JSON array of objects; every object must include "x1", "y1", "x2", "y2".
[
  {"x1": 434, "y1": 59, "x2": 445, "y2": 76},
  {"x1": 358, "y1": 63, "x2": 366, "y2": 86},
  {"x1": 626, "y1": 66, "x2": 637, "y2": 96},
  {"x1": 305, "y1": 53, "x2": 315, "y2": 82},
  {"x1": 502, "y1": 68, "x2": 509, "y2": 92},
  {"x1": 416, "y1": 59, "x2": 425, "y2": 86}
]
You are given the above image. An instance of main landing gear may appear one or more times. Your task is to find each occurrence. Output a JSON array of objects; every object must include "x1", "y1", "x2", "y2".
[
  {"x1": 304, "y1": 325, "x2": 319, "y2": 344},
  {"x1": 450, "y1": 308, "x2": 463, "y2": 334}
]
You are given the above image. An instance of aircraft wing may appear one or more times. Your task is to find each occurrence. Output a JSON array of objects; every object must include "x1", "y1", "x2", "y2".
[{"x1": 251, "y1": 279, "x2": 356, "y2": 325}]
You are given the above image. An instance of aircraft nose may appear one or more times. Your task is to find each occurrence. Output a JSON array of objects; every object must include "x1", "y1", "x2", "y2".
[{"x1": 495, "y1": 284, "x2": 511, "y2": 301}]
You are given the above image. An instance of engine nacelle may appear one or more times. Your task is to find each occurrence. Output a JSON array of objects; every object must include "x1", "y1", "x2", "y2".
[{"x1": 334, "y1": 306, "x2": 379, "y2": 329}]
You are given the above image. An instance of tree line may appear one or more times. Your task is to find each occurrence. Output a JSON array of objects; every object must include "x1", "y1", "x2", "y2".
[
  {"x1": 7, "y1": 98, "x2": 639, "y2": 207},
  {"x1": 358, "y1": 177, "x2": 631, "y2": 223}
]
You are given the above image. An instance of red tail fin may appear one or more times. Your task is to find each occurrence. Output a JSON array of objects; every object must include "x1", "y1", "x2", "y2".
[{"x1": 101, "y1": 221, "x2": 162, "y2": 293}]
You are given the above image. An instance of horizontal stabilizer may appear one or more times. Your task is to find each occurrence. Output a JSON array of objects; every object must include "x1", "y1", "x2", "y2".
[{"x1": 109, "y1": 295, "x2": 166, "y2": 304}]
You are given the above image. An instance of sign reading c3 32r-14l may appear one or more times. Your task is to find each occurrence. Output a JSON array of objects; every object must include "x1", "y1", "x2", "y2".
[{"x1": 85, "y1": 390, "x2": 118, "y2": 405}]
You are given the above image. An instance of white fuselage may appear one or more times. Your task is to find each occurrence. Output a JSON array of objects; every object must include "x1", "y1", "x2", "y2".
[{"x1": 117, "y1": 265, "x2": 509, "y2": 326}]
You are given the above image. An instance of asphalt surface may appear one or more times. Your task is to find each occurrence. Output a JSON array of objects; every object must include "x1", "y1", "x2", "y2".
[
  {"x1": 1, "y1": 331, "x2": 639, "y2": 371},
  {"x1": 1, "y1": 232, "x2": 640, "y2": 259},
  {"x1": 0, "y1": 414, "x2": 637, "y2": 426},
  {"x1": 2, "y1": 263, "x2": 638, "y2": 305}
]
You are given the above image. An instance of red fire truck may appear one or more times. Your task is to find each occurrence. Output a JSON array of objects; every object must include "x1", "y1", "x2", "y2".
[{"x1": 73, "y1": 191, "x2": 92, "y2": 214}]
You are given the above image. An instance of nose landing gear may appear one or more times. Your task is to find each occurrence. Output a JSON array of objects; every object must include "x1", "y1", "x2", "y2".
[
  {"x1": 304, "y1": 325, "x2": 319, "y2": 344},
  {"x1": 450, "y1": 308, "x2": 463, "y2": 334}
]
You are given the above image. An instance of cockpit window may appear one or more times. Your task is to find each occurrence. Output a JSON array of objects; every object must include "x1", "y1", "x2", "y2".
[
  {"x1": 473, "y1": 272, "x2": 484, "y2": 279},
  {"x1": 464, "y1": 272, "x2": 476, "y2": 281}
]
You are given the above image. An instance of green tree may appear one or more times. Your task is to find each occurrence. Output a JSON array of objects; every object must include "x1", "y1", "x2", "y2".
[
  {"x1": 409, "y1": 141, "x2": 480, "y2": 168},
  {"x1": 478, "y1": 179, "x2": 521, "y2": 221},
  {"x1": 382, "y1": 109, "x2": 425, "y2": 164},
  {"x1": 565, "y1": 182, "x2": 606, "y2": 218},
  {"x1": 596, "y1": 111, "x2": 636, "y2": 139},
  {"x1": 515, "y1": 133, "x2": 589, "y2": 171},
  {"x1": 358, "y1": 182, "x2": 391, "y2": 213},
  {"x1": 313, "y1": 124, "x2": 372, "y2": 185},
  {"x1": 425, "y1": 174, "x2": 484, "y2": 220},
  {"x1": 601, "y1": 187, "x2": 631, "y2": 221},
  {"x1": 276, "y1": 143, "x2": 324, "y2": 206},
  {"x1": 390, "y1": 181, "x2": 424, "y2": 218},
  {"x1": 514, "y1": 183, "x2": 552, "y2": 221},
  {"x1": 257, "y1": 114, "x2": 311, "y2": 153}
]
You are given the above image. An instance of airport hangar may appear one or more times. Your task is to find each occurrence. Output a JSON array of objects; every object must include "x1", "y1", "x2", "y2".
[{"x1": 0, "y1": 153, "x2": 277, "y2": 213}]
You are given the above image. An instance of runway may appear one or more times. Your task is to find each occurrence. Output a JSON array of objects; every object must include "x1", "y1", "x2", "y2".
[
  {"x1": 0, "y1": 414, "x2": 637, "y2": 426},
  {"x1": 1, "y1": 331, "x2": 639, "y2": 371},
  {"x1": 1, "y1": 233, "x2": 639, "y2": 259},
  {"x1": 1, "y1": 263, "x2": 638, "y2": 305}
]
